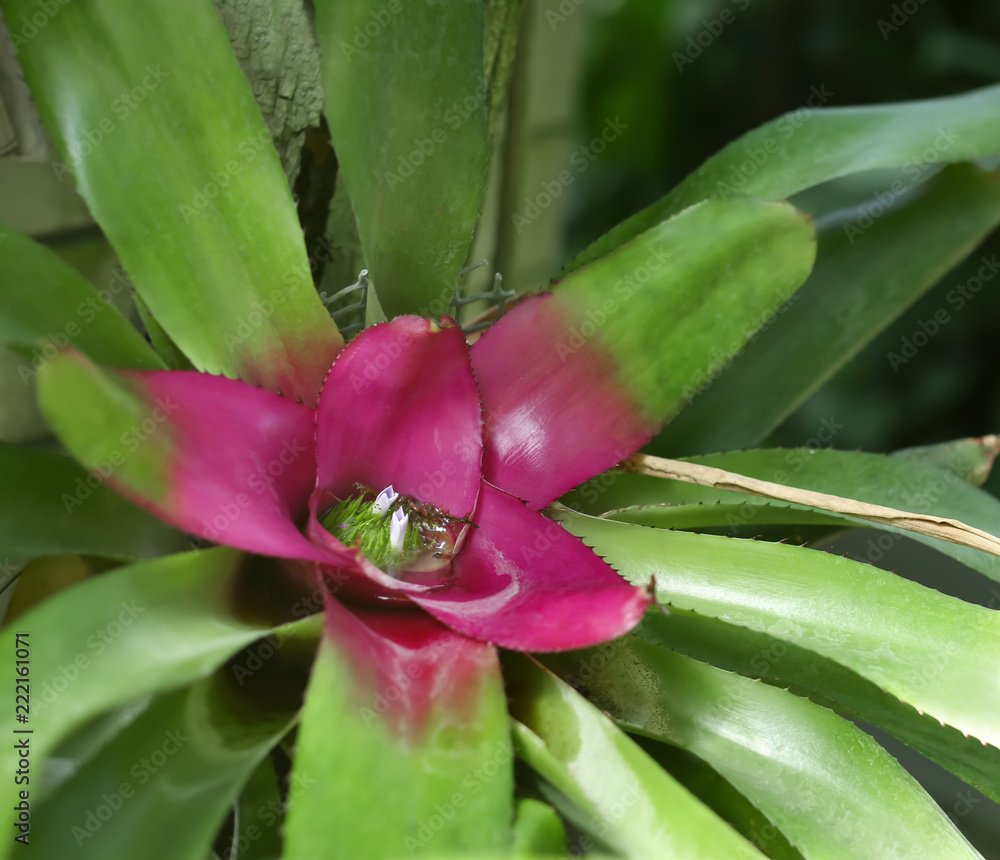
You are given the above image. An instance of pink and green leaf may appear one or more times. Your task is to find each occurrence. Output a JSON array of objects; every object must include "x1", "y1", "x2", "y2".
[
  {"x1": 472, "y1": 295, "x2": 655, "y2": 509},
  {"x1": 37, "y1": 352, "x2": 323, "y2": 560},
  {"x1": 284, "y1": 598, "x2": 512, "y2": 858},
  {"x1": 413, "y1": 482, "x2": 649, "y2": 652},
  {"x1": 0, "y1": 0, "x2": 342, "y2": 403},
  {"x1": 484, "y1": 197, "x2": 815, "y2": 488},
  {"x1": 315, "y1": 317, "x2": 483, "y2": 518}
]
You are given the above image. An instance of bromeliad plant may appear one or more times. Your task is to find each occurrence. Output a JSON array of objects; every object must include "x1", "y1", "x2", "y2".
[{"x1": 2, "y1": 1, "x2": 1000, "y2": 859}]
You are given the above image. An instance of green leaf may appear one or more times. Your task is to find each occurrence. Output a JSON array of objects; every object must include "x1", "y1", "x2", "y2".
[
  {"x1": 37, "y1": 353, "x2": 173, "y2": 501},
  {"x1": 633, "y1": 742, "x2": 805, "y2": 860},
  {"x1": 31, "y1": 672, "x2": 294, "y2": 859},
  {"x1": 0, "y1": 0, "x2": 342, "y2": 403},
  {"x1": 893, "y1": 435, "x2": 1000, "y2": 487},
  {"x1": 483, "y1": 0, "x2": 524, "y2": 140},
  {"x1": 675, "y1": 448, "x2": 1000, "y2": 584},
  {"x1": 284, "y1": 605, "x2": 512, "y2": 859},
  {"x1": 543, "y1": 638, "x2": 981, "y2": 859},
  {"x1": 551, "y1": 197, "x2": 816, "y2": 424},
  {"x1": 511, "y1": 799, "x2": 567, "y2": 855},
  {"x1": 569, "y1": 82, "x2": 1000, "y2": 271},
  {"x1": 0, "y1": 225, "x2": 163, "y2": 373},
  {"x1": 0, "y1": 443, "x2": 189, "y2": 563},
  {"x1": 602, "y1": 500, "x2": 845, "y2": 532},
  {"x1": 633, "y1": 606, "x2": 1000, "y2": 807},
  {"x1": 0, "y1": 548, "x2": 278, "y2": 854},
  {"x1": 225, "y1": 755, "x2": 285, "y2": 860},
  {"x1": 132, "y1": 290, "x2": 194, "y2": 371},
  {"x1": 555, "y1": 508, "x2": 1000, "y2": 797},
  {"x1": 505, "y1": 654, "x2": 766, "y2": 859},
  {"x1": 41, "y1": 698, "x2": 153, "y2": 801},
  {"x1": 313, "y1": 0, "x2": 490, "y2": 317},
  {"x1": 655, "y1": 163, "x2": 1000, "y2": 454}
]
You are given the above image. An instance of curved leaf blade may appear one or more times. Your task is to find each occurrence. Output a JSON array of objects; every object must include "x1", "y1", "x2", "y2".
[
  {"x1": 556, "y1": 508, "x2": 1000, "y2": 752},
  {"x1": 512, "y1": 798, "x2": 567, "y2": 855},
  {"x1": 604, "y1": 500, "x2": 844, "y2": 532},
  {"x1": 0, "y1": 0, "x2": 342, "y2": 403},
  {"x1": 656, "y1": 163, "x2": 1000, "y2": 454},
  {"x1": 0, "y1": 548, "x2": 276, "y2": 855},
  {"x1": 505, "y1": 654, "x2": 766, "y2": 859},
  {"x1": 893, "y1": 435, "x2": 1000, "y2": 488},
  {"x1": 551, "y1": 197, "x2": 816, "y2": 426},
  {"x1": 633, "y1": 605, "x2": 1000, "y2": 806},
  {"x1": 570, "y1": 82, "x2": 1000, "y2": 271},
  {"x1": 284, "y1": 599, "x2": 512, "y2": 859},
  {"x1": 676, "y1": 448, "x2": 1000, "y2": 584},
  {"x1": 0, "y1": 226, "x2": 163, "y2": 374},
  {"x1": 0, "y1": 443, "x2": 188, "y2": 563},
  {"x1": 314, "y1": 0, "x2": 489, "y2": 317},
  {"x1": 543, "y1": 638, "x2": 982, "y2": 859},
  {"x1": 30, "y1": 672, "x2": 294, "y2": 860}
]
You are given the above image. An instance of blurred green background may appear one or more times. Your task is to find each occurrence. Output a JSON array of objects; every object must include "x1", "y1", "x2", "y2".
[
  {"x1": 540, "y1": 4, "x2": 1000, "y2": 852},
  {"x1": 563, "y1": 0, "x2": 1000, "y2": 478}
]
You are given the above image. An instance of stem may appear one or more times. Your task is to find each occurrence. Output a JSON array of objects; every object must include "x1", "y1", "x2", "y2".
[{"x1": 621, "y1": 453, "x2": 1000, "y2": 558}]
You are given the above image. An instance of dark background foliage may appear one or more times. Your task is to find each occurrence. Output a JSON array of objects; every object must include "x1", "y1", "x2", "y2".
[
  {"x1": 559, "y1": 4, "x2": 1000, "y2": 851},
  {"x1": 566, "y1": 0, "x2": 1000, "y2": 491}
]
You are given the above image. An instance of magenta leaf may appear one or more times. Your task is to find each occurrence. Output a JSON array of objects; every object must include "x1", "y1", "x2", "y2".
[
  {"x1": 413, "y1": 482, "x2": 651, "y2": 651},
  {"x1": 472, "y1": 295, "x2": 655, "y2": 509},
  {"x1": 315, "y1": 317, "x2": 483, "y2": 519}
]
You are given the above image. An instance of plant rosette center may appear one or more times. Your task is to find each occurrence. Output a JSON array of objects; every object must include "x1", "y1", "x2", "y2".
[{"x1": 319, "y1": 484, "x2": 468, "y2": 579}]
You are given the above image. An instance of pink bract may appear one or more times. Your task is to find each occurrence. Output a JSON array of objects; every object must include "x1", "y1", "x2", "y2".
[{"x1": 78, "y1": 296, "x2": 656, "y2": 730}]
